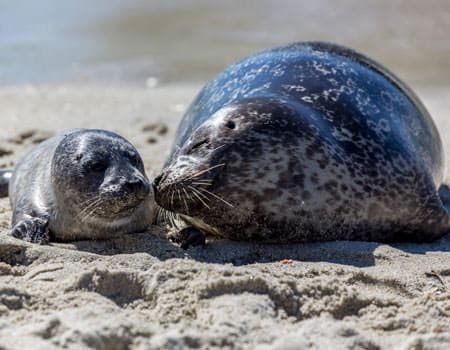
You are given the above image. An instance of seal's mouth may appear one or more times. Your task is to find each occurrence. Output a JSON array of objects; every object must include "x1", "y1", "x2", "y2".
[
  {"x1": 78, "y1": 191, "x2": 149, "y2": 222},
  {"x1": 86, "y1": 202, "x2": 137, "y2": 219},
  {"x1": 110, "y1": 201, "x2": 141, "y2": 215},
  {"x1": 98, "y1": 179, "x2": 152, "y2": 216}
]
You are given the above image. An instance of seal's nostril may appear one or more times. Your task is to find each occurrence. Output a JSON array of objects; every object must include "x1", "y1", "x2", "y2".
[
  {"x1": 124, "y1": 180, "x2": 138, "y2": 190},
  {"x1": 135, "y1": 180, "x2": 150, "y2": 199},
  {"x1": 154, "y1": 174, "x2": 163, "y2": 188},
  {"x1": 118, "y1": 178, "x2": 150, "y2": 200},
  {"x1": 153, "y1": 173, "x2": 167, "y2": 197}
]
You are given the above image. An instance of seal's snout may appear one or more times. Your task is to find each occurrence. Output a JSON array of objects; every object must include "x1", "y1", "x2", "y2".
[
  {"x1": 153, "y1": 173, "x2": 164, "y2": 190},
  {"x1": 153, "y1": 172, "x2": 169, "y2": 207},
  {"x1": 152, "y1": 173, "x2": 166, "y2": 203},
  {"x1": 102, "y1": 175, "x2": 150, "y2": 202},
  {"x1": 124, "y1": 177, "x2": 151, "y2": 200}
]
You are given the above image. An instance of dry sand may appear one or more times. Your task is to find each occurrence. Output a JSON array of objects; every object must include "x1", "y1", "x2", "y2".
[{"x1": 0, "y1": 84, "x2": 449, "y2": 349}]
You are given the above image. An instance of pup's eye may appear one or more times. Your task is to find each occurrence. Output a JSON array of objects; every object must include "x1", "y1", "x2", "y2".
[{"x1": 90, "y1": 160, "x2": 108, "y2": 172}]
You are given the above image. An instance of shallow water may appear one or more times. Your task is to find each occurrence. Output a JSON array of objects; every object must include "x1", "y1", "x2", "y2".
[{"x1": 0, "y1": 0, "x2": 449, "y2": 86}]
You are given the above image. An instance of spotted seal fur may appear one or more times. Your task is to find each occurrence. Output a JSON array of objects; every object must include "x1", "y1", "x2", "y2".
[
  {"x1": 6, "y1": 128, "x2": 154, "y2": 243},
  {"x1": 154, "y1": 42, "x2": 450, "y2": 243}
]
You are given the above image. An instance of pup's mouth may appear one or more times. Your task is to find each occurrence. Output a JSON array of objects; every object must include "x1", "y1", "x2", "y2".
[{"x1": 89, "y1": 195, "x2": 146, "y2": 219}]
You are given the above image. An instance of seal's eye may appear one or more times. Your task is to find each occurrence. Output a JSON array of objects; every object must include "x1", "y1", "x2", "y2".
[
  {"x1": 225, "y1": 121, "x2": 236, "y2": 129},
  {"x1": 187, "y1": 139, "x2": 209, "y2": 154},
  {"x1": 90, "y1": 160, "x2": 108, "y2": 173}
]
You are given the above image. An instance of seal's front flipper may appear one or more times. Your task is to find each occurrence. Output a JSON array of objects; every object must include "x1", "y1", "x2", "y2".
[
  {"x1": 0, "y1": 170, "x2": 12, "y2": 198},
  {"x1": 10, "y1": 216, "x2": 50, "y2": 244},
  {"x1": 169, "y1": 227, "x2": 206, "y2": 249}
]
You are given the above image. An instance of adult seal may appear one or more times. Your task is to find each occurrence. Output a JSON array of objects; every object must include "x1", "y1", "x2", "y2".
[
  {"x1": 5, "y1": 128, "x2": 154, "y2": 243},
  {"x1": 154, "y1": 42, "x2": 450, "y2": 243}
]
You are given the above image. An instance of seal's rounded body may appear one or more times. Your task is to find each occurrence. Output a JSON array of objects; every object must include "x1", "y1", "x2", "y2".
[
  {"x1": 10, "y1": 129, "x2": 154, "y2": 243},
  {"x1": 155, "y1": 42, "x2": 450, "y2": 243}
]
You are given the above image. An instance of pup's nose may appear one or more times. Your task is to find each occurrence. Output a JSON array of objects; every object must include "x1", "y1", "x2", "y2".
[{"x1": 123, "y1": 178, "x2": 150, "y2": 199}]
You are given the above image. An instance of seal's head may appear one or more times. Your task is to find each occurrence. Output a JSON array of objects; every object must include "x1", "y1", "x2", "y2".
[
  {"x1": 154, "y1": 99, "x2": 311, "y2": 240},
  {"x1": 52, "y1": 129, "x2": 152, "y2": 226}
]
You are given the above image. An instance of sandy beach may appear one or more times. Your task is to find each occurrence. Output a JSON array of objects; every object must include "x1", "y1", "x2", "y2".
[{"x1": 0, "y1": 84, "x2": 448, "y2": 349}]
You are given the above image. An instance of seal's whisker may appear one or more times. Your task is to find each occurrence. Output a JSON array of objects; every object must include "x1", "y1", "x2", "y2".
[
  {"x1": 175, "y1": 187, "x2": 187, "y2": 212},
  {"x1": 170, "y1": 189, "x2": 175, "y2": 209},
  {"x1": 191, "y1": 178, "x2": 213, "y2": 182},
  {"x1": 183, "y1": 163, "x2": 226, "y2": 181},
  {"x1": 182, "y1": 187, "x2": 194, "y2": 208},
  {"x1": 163, "y1": 207, "x2": 171, "y2": 225},
  {"x1": 167, "y1": 210, "x2": 174, "y2": 225},
  {"x1": 210, "y1": 144, "x2": 227, "y2": 153},
  {"x1": 161, "y1": 208, "x2": 169, "y2": 225},
  {"x1": 197, "y1": 187, "x2": 234, "y2": 208},
  {"x1": 77, "y1": 195, "x2": 101, "y2": 210},
  {"x1": 176, "y1": 188, "x2": 182, "y2": 205},
  {"x1": 189, "y1": 185, "x2": 210, "y2": 202},
  {"x1": 166, "y1": 209, "x2": 178, "y2": 228},
  {"x1": 179, "y1": 188, "x2": 190, "y2": 213},
  {"x1": 77, "y1": 200, "x2": 94, "y2": 215},
  {"x1": 191, "y1": 181, "x2": 213, "y2": 187},
  {"x1": 161, "y1": 207, "x2": 167, "y2": 222},
  {"x1": 154, "y1": 206, "x2": 163, "y2": 223},
  {"x1": 181, "y1": 187, "x2": 191, "y2": 201},
  {"x1": 155, "y1": 205, "x2": 172, "y2": 226},
  {"x1": 191, "y1": 178, "x2": 213, "y2": 184},
  {"x1": 77, "y1": 197, "x2": 103, "y2": 218},
  {"x1": 81, "y1": 198, "x2": 103, "y2": 222},
  {"x1": 188, "y1": 185, "x2": 211, "y2": 209}
]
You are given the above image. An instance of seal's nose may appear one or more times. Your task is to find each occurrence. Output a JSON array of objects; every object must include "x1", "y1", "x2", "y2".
[
  {"x1": 153, "y1": 174, "x2": 163, "y2": 189},
  {"x1": 153, "y1": 172, "x2": 170, "y2": 191},
  {"x1": 153, "y1": 173, "x2": 167, "y2": 202},
  {"x1": 122, "y1": 178, "x2": 150, "y2": 200}
]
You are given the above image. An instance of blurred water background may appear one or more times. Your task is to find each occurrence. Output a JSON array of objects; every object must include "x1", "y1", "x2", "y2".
[{"x1": 0, "y1": 0, "x2": 449, "y2": 87}]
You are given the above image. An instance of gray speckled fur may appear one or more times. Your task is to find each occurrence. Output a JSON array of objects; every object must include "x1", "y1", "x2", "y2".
[
  {"x1": 10, "y1": 129, "x2": 154, "y2": 241},
  {"x1": 156, "y1": 42, "x2": 450, "y2": 243}
]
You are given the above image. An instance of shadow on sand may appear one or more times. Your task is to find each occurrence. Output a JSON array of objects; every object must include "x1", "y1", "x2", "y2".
[
  {"x1": 2, "y1": 225, "x2": 448, "y2": 268},
  {"x1": 66, "y1": 227, "x2": 450, "y2": 268}
]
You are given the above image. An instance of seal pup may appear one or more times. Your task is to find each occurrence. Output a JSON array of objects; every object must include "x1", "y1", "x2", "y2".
[
  {"x1": 7, "y1": 128, "x2": 154, "y2": 243},
  {"x1": 154, "y1": 42, "x2": 450, "y2": 244}
]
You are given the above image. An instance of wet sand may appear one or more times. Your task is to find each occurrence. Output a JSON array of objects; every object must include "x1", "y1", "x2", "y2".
[{"x1": 0, "y1": 84, "x2": 449, "y2": 349}]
